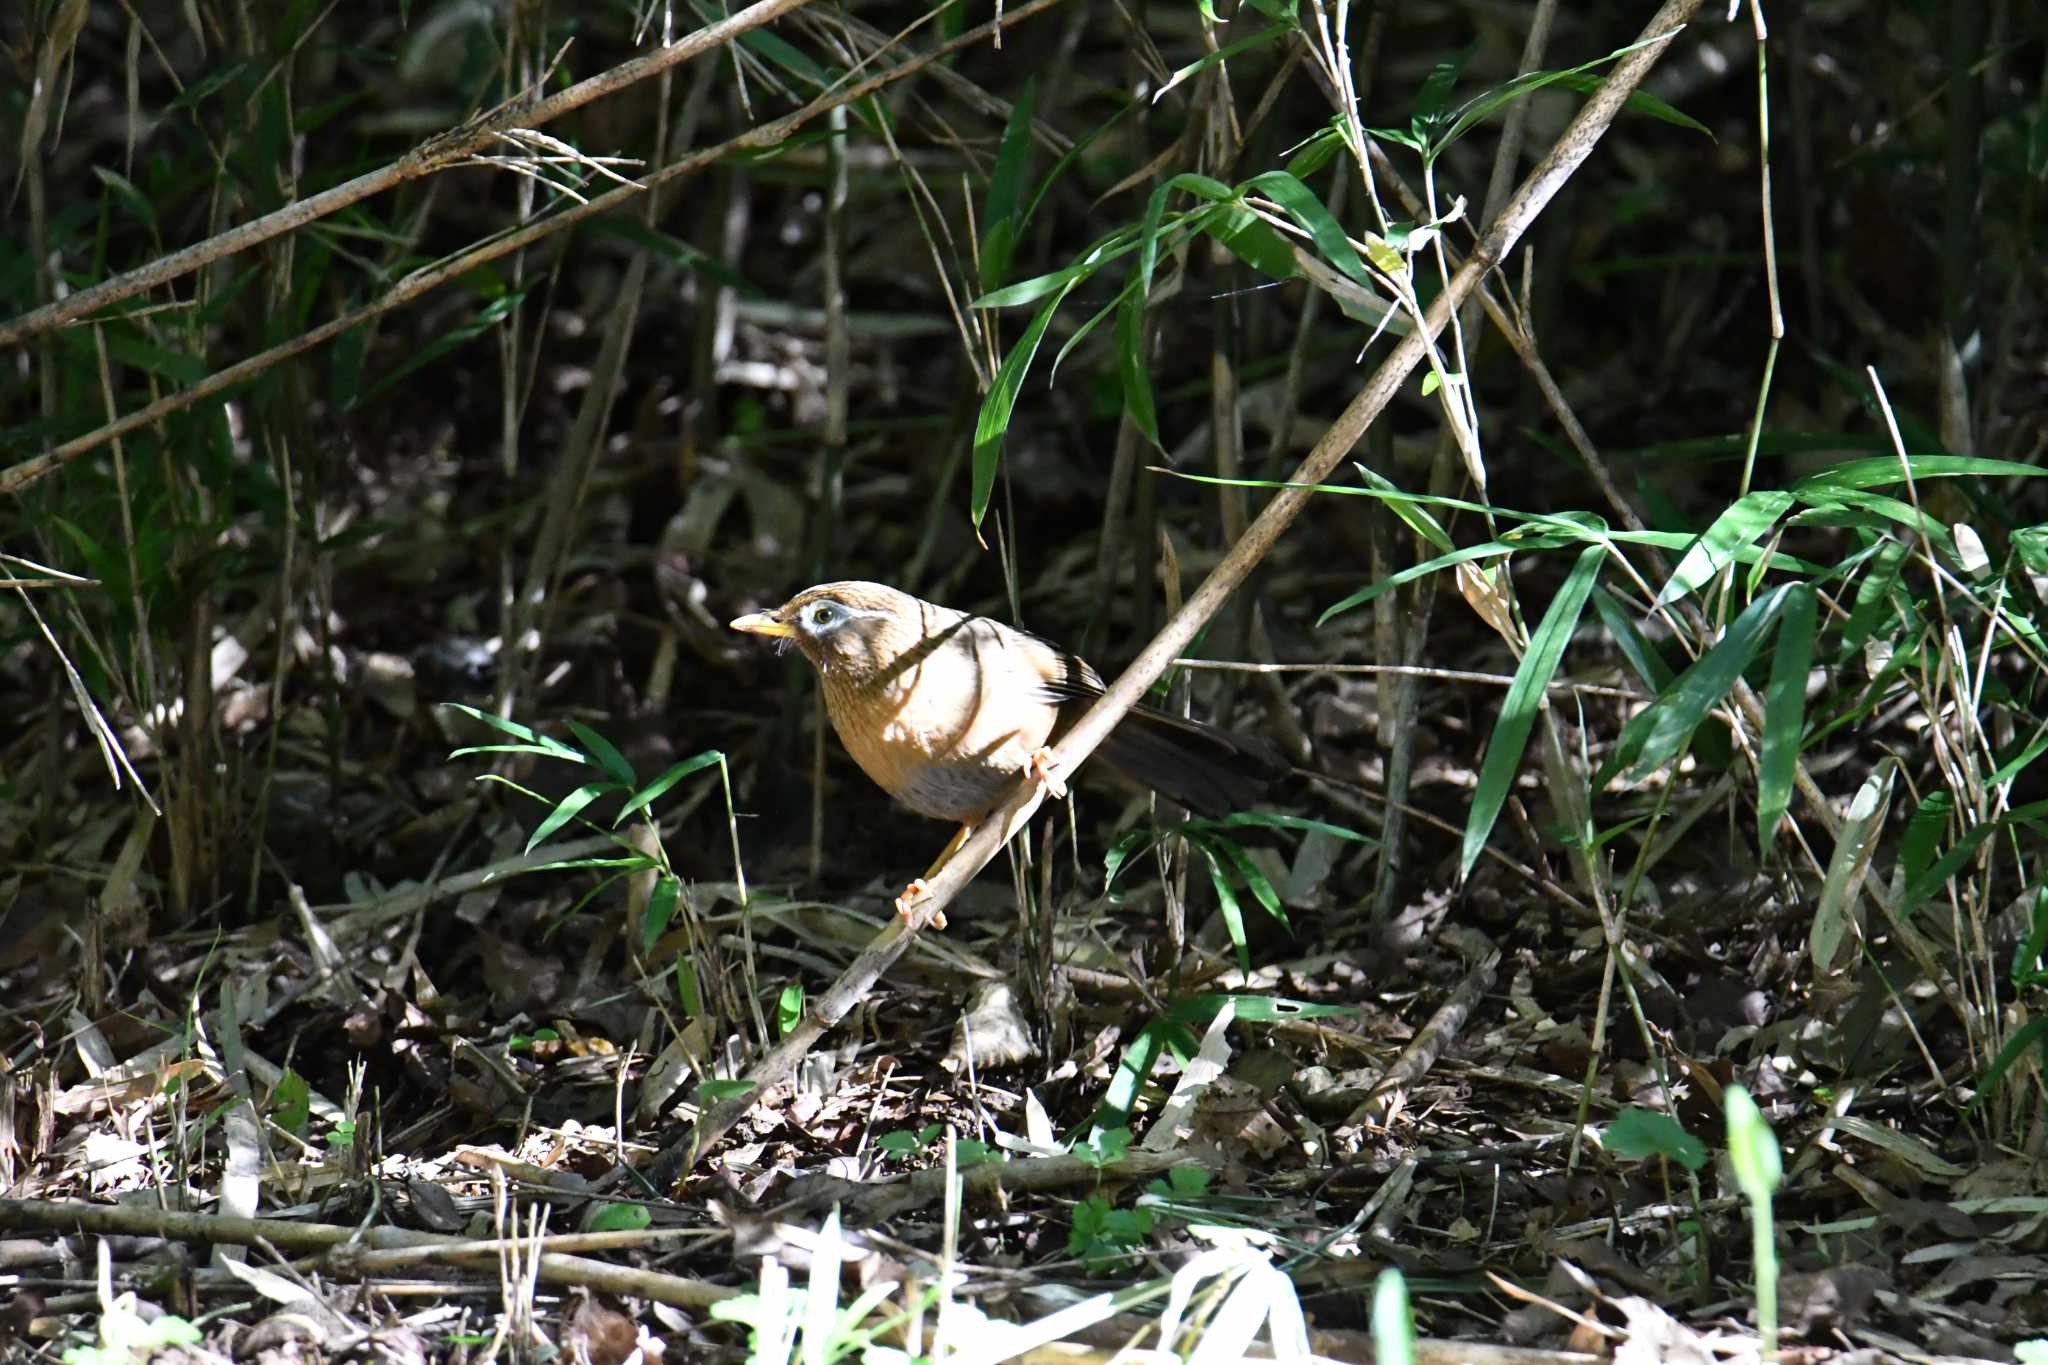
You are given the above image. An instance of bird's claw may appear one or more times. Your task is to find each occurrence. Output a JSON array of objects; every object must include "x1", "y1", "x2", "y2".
[
  {"x1": 1028, "y1": 748, "x2": 1068, "y2": 801},
  {"x1": 895, "y1": 879, "x2": 946, "y2": 930}
]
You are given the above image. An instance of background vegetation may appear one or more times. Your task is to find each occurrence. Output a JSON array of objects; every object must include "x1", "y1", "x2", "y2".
[{"x1": 2, "y1": 0, "x2": 2044, "y2": 1359}]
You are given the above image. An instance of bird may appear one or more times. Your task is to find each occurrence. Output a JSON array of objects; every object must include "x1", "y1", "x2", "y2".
[{"x1": 730, "y1": 581, "x2": 1272, "y2": 924}]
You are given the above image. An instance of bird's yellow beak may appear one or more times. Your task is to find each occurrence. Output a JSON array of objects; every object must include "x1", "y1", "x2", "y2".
[{"x1": 730, "y1": 610, "x2": 795, "y2": 639}]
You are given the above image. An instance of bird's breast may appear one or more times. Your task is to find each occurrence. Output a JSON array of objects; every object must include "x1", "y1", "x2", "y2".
[{"x1": 819, "y1": 650, "x2": 1059, "y2": 823}]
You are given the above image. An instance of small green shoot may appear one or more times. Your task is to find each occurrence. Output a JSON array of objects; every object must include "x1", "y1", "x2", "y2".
[
  {"x1": 1372, "y1": 1268, "x2": 1416, "y2": 1365},
  {"x1": 777, "y1": 983, "x2": 805, "y2": 1038},
  {"x1": 61, "y1": 1299, "x2": 202, "y2": 1365},
  {"x1": 1725, "y1": 1087, "x2": 1782, "y2": 1356}
]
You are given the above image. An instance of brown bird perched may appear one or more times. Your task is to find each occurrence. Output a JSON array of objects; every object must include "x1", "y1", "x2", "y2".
[{"x1": 731, "y1": 581, "x2": 1271, "y2": 923}]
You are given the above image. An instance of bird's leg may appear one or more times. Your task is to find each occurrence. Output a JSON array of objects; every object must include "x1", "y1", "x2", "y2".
[
  {"x1": 894, "y1": 822, "x2": 974, "y2": 929},
  {"x1": 1028, "y1": 748, "x2": 1068, "y2": 800}
]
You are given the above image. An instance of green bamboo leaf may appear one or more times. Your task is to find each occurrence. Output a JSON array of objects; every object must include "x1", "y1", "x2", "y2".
[
  {"x1": 567, "y1": 721, "x2": 636, "y2": 786},
  {"x1": 1897, "y1": 799, "x2": 2048, "y2": 922},
  {"x1": 1202, "y1": 203, "x2": 1299, "y2": 280},
  {"x1": 1164, "y1": 993, "x2": 1354, "y2": 1024},
  {"x1": 972, "y1": 278, "x2": 1077, "y2": 530},
  {"x1": 528, "y1": 783, "x2": 610, "y2": 853},
  {"x1": 1319, "y1": 544, "x2": 1519, "y2": 626},
  {"x1": 1116, "y1": 288, "x2": 1160, "y2": 449},
  {"x1": 92, "y1": 165, "x2": 158, "y2": 233},
  {"x1": 1988, "y1": 730, "x2": 2048, "y2": 789},
  {"x1": 1214, "y1": 836, "x2": 1284, "y2": 921},
  {"x1": 1243, "y1": 169, "x2": 1370, "y2": 284},
  {"x1": 1897, "y1": 790, "x2": 1954, "y2": 890},
  {"x1": 1411, "y1": 50, "x2": 1470, "y2": 130},
  {"x1": 1757, "y1": 583, "x2": 1815, "y2": 849},
  {"x1": 1547, "y1": 71, "x2": 1712, "y2": 136},
  {"x1": 1590, "y1": 586, "x2": 1675, "y2": 691},
  {"x1": 973, "y1": 227, "x2": 1138, "y2": 309},
  {"x1": 1793, "y1": 486, "x2": 1957, "y2": 559},
  {"x1": 979, "y1": 78, "x2": 1037, "y2": 289},
  {"x1": 618, "y1": 750, "x2": 724, "y2": 822},
  {"x1": 1154, "y1": 24, "x2": 1290, "y2": 105},
  {"x1": 1657, "y1": 490, "x2": 1794, "y2": 606},
  {"x1": 1600, "y1": 584, "x2": 1797, "y2": 787},
  {"x1": 1968, "y1": 1018, "x2": 2048, "y2": 1115},
  {"x1": 440, "y1": 702, "x2": 585, "y2": 762},
  {"x1": 1462, "y1": 543, "x2": 1605, "y2": 879},
  {"x1": 643, "y1": 876, "x2": 681, "y2": 954},
  {"x1": 1430, "y1": 31, "x2": 1686, "y2": 160},
  {"x1": 1794, "y1": 454, "x2": 2048, "y2": 490},
  {"x1": 1835, "y1": 536, "x2": 1910, "y2": 662},
  {"x1": 1208, "y1": 811, "x2": 1373, "y2": 842},
  {"x1": 1188, "y1": 837, "x2": 1251, "y2": 972}
]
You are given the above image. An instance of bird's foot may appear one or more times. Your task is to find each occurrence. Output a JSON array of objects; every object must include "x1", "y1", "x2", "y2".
[
  {"x1": 1028, "y1": 748, "x2": 1068, "y2": 801},
  {"x1": 894, "y1": 879, "x2": 946, "y2": 930}
]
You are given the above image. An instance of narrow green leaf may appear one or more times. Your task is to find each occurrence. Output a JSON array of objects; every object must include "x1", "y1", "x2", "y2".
[
  {"x1": 1103, "y1": 828, "x2": 1155, "y2": 888},
  {"x1": 528, "y1": 782, "x2": 610, "y2": 853},
  {"x1": 979, "y1": 78, "x2": 1037, "y2": 289},
  {"x1": 618, "y1": 750, "x2": 724, "y2": 822},
  {"x1": 1430, "y1": 31, "x2": 1682, "y2": 159},
  {"x1": 567, "y1": 721, "x2": 636, "y2": 786},
  {"x1": 1462, "y1": 543, "x2": 1605, "y2": 879},
  {"x1": 1897, "y1": 790, "x2": 1954, "y2": 890},
  {"x1": 642, "y1": 875, "x2": 681, "y2": 954},
  {"x1": 1988, "y1": 729, "x2": 2048, "y2": 789},
  {"x1": 1096, "y1": 1021, "x2": 1171, "y2": 1129},
  {"x1": 1657, "y1": 490, "x2": 1794, "y2": 606},
  {"x1": 973, "y1": 226, "x2": 1137, "y2": 309},
  {"x1": 1208, "y1": 811, "x2": 1374, "y2": 843},
  {"x1": 1600, "y1": 584, "x2": 1796, "y2": 787},
  {"x1": 1354, "y1": 464, "x2": 1455, "y2": 552},
  {"x1": 1756, "y1": 583, "x2": 1815, "y2": 850},
  {"x1": 1163, "y1": 992, "x2": 1354, "y2": 1024},
  {"x1": 1412, "y1": 52, "x2": 1468, "y2": 126},
  {"x1": 971, "y1": 278, "x2": 1076, "y2": 530},
  {"x1": 1967, "y1": 1018, "x2": 2048, "y2": 1114},
  {"x1": 1895, "y1": 799, "x2": 2048, "y2": 924},
  {"x1": 1154, "y1": 24, "x2": 1290, "y2": 105},
  {"x1": 1590, "y1": 587, "x2": 1675, "y2": 691},
  {"x1": 1193, "y1": 840, "x2": 1251, "y2": 973},
  {"x1": 1547, "y1": 71, "x2": 1712, "y2": 137},
  {"x1": 1243, "y1": 169, "x2": 1370, "y2": 284},
  {"x1": 1835, "y1": 536, "x2": 1909, "y2": 662},
  {"x1": 440, "y1": 702, "x2": 585, "y2": 762},
  {"x1": 1215, "y1": 837, "x2": 1284, "y2": 921},
  {"x1": 1794, "y1": 453, "x2": 2048, "y2": 490},
  {"x1": 92, "y1": 165, "x2": 158, "y2": 232},
  {"x1": 2012, "y1": 886, "x2": 2048, "y2": 990},
  {"x1": 1203, "y1": 203, "x2": 1300, "y2": 280},
  {"x1": 1319, "y1": 544, "x2": 1517, "y2": 626},
  {"x1": 1284, "y1": 123, "x2": 1345, "y2": 179},
  {"x1": 1794, "y1": 486, "x2": 1958, "y2": 560},
  {"x1": 1116, "y1": 289, "x2": 1160, "y2": 449}
]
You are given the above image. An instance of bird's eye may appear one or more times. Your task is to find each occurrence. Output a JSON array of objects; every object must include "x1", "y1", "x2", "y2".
[{"x1": 808, "y1": 603, "x2": 838, "y2": 628}]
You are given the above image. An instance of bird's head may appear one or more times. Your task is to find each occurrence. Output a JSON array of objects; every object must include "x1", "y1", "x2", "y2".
[{"x1": 730, "y1": 581, "x2": 923, "y2": 683}]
